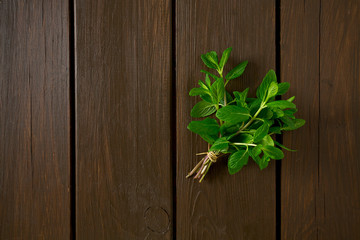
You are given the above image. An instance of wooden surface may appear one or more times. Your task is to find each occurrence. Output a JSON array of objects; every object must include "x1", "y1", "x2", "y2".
[
  {"x1": 281, "y1": 0, "x2": 320, "y2": 239},
  {"x1": 1, "y1": 0, "x2": 360, "y2": 239},
  {"x1": 75, "y1": 0, "x2": 173, "y2": 239},
  {"x1": 176, "y1": 0, "x2": 276, "y2": 239},
  {"x1": 319, "y1": 0, "x2": 360, "y2": 238},
  {"x1": 281, "y1": 0, "x2": 360, "y2": 239},
  {"x1": 0, "y1": 0, "x2": 71, "y2": 239}
]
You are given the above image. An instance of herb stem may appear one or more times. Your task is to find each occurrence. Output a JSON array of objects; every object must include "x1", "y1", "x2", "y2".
[
  {"x1": 240, "y1": 103, "x2": 266, "y2": 131},
  {"x1": 232, "y1": 143, "x2": 257, "y2": 147},
  {"x1": 227, "y1": 103, "x2": 266, "y2": 141}
]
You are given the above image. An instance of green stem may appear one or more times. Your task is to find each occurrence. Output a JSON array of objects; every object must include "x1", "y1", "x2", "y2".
[
  {"x1": 227, "y1": 103, "x2": 267, "y2": 140},
  {"x1": 231, "y1": 143, "x2": 257, "y2": 147},
  {"x1": 239, "y1": 103, "x2": 266, "y2": 131}
]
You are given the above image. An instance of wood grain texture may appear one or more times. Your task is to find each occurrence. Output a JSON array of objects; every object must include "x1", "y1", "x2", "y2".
[
  {"x1": 75, "y1": 0, "x2": 173, "y2": 239},
  {"x1": 281, "y1": 0, "x2": 320, "y2": 239},
  {"x1": 176, "y1": 0, "x2": 276, "y2": 239},
  {"x1": 0, "y1": 0, "x2": 71, "y2": 239},
  {"x1": 319, "y1": 0, "x2": 360, "y2": 238}
]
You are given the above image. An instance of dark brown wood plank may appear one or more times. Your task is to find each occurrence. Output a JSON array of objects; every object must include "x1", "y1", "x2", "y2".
[
  {"x1": 176, "y1": 1, "x2": 276, "y2": 239},
  {"x1": 0, "y1": 0, "x2": 71, "y2": 239},
  {"x1": 75, "y1": 0, "x2": 173, "y2": 239},
  {"x1": 319, "y1": 1, "x2": 360, "y2": 238},
  {"x1": 281, "y1": 0, "x2": 320, "y2": 238}
]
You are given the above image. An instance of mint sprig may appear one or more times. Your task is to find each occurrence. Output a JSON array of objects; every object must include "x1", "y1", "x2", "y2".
[{"x1": 186, "y1": 47, "x2": 305, "y2": 182}]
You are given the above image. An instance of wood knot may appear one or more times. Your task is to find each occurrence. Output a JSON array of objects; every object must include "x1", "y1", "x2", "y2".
[{"x1": 144, "y1": 206, "x2": 170, "y2": 234}]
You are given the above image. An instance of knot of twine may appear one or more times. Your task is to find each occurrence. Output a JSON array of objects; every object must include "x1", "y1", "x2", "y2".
[{"x1": 207, "y1": 151, "x2": 218, "y2": 163}]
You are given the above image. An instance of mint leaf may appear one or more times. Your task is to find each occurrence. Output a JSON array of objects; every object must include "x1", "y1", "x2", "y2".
[
  {"x1": 209, "y1": 137, "x2": 229, "y2": 152},
  {"x1": 233, "y1": 88, "x2": 249, "y2": 107},
  {"x1": 228, "y1": 150, "x2": 249, "y2": 175},
  {"x1": 191, "y1": 101, "x2": 216, "y2": 117},
  {"x1": 277, "y1": 82, "x2": 290, "y2": 95},
  {"x1": 219, "y1": 47, "x2": 232, "y2": 71},
  {"x1": 211, "y1": 78, "x2": 225, "y2": 103},
  {"x1": 198, "y1": 80, "x2": 209, "y2": 90},
  {"x1": 258, "y1": 108, "x2": 273, "y2": 119},
  {"x1": 254, "y1": 122, "x2": 270, "y2": 142},
  {"x1": 262, "y1": 145, "x2": 284, "y2": 159},
  {"x1": 259, "y1": 135, "x2": 274, "y2": 146},
  {"x1": 230, "y1": 133, "x2": 254, "y2": 143},
  {"x1": 267, "y1": 81, "x2": 278, "y2": 99},
  {"x1": 252, "y1": 144, "x2": 262, "y2": 157},
  {"x1": 267, "y1": 100, "x2": 296, "y2": 109},
  {"x1": 256, "y1": 70, "x2": 277, "y2": 101},
  {"x1": 205, "y1": 74, "x2": 211, "y2": 87},
  {"x1": 269, "y1": 126, "x2": 281, "y2": 134},
  {"x1": 287, "y1": 96, "x2": 295, "y2": 102},
  {"x1": 282, "y1": 118, "x2": 306, "y2": 131},
  {"x1": 189, "y1": 87, "x2": 209, "y2": 96},
  {"x1": 257, "y1": 155, "x2": 270, "y2": 170},
  {"x1": 200, "y1": 70, "x2": 222, "y2": 81},
  {"x1": 216, "y1": 105, "x2": 250, "y2": 124},
  {"x1": 208, "y1": 51, "x2": 219, "y2": 63},
  {"x1": 271, "y1": 108, "x2": 285, "y2": 118},
  {"x1": 225, "y1": 60, "x2": 248, "y2": 80},
  {"x1": 201, "y1": 53, "x2": 218, "y2": 70},
  {"x1": 187, "y1": 118, "x2": 220, "y2": 144}
]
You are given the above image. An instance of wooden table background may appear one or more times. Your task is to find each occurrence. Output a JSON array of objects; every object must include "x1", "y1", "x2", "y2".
[{"x1": 1, "y1": 0, "x2": 359, "y2": 239}]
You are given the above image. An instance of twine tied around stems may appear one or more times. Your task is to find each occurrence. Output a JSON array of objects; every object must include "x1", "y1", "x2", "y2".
[{"x1": 196, "y1": 151, "x2": 218, "y2": 163}]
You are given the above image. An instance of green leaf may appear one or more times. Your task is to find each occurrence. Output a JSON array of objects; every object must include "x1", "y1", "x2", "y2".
[
  {"x1": 280, "y1": 116, "x2": 295, "y2": 128},
  {"x1": 256, "y1": 70, "x2": 277, "y2": 101},
  {"x1": 277, "y1": 82, "x2": 290, "y2": 95},
  {"x1": 258, "y1": 108, "x2": 273, "y2": 119},
  {"x1": 287, "y1": 96, "x2": 295, "y2": 102},
  {"x1": 201, "y1": 53, "x2": 219, "y2": 70},
  {"x1": 252, "y1": 144, "x2": 262, "y2": 157},
  {"x1": 249, "y1": 98, "x2": 262, "y2": 116},
  {"x1": 219, "y1": 47, "x2": 232, "y2": 71},
  {"x1": 274, "y1": 140, "x2": 297, "y2": 152},
  {"x1": 269, "y1": 126, "x2": 281, "y2": 134},
  {"x1": 187, "y1": 118, "x2": 219, "y2": 135},
  {"x1": 233, "y1": 88, "x2": 249, "y2": 108},
  {"x1": 259, "y1": 135, "x2": 274, "y2": 146},
  {"x1": 208, "y1": 51, "x2": 219, "y2": 64},
  {"x1": 228, "y1": 150, "x2": 249, "y2": 175},
  {"x1": 209, "y1": 137, "x2": 229, "y2": 152},
  {"x1": 191, "y1": 101, "x2": 216, "y2": 118},
  {"x1": 189, "y1": 87, "x2": 209, "y2": 96},
  {"x1": 262, "y1": 146, "x2": 284, "y2": 159},
  {"x1": 282, "y1": 118, "x2": 306, "y2": 131},
  {"x1": 271, "y1": 108, "x2": 285, "y2": 119},
  {"x1": 254, "y1": 122, "x2": 270, "y2": 143},
  {"x1": 267, "y1": 100, "x2": 296, "y2": 109},
  {"x1": 205, "y1": 74, "x2": 211, "y2": 87},
  {"x1": 216, "y1": 105, "x2": 250, "y2": 124},
  {"x1": 251, "y1": 153, "x2": 269, "y2": 170},
  {"x1": 225, "y1": 60, "x2": 248, "y2": 80},
  {"x1": 198, "y1": 80, "x2": 209, "y2": 90},
  {"x1": 220, "y1": 123, "x2": 240, "y2": 136},
  {"x1": 284, "y1": 109, "x2": 297, "y2": 119},
  {"x1": 200, "y1": 94, "x2": 213, "y2": 103},
  {"x1": 267, "y1": 81, "x2": 278, "y2": 99},
  {"x1": 211, "y1": 78, "x2": 225, "y2": 103},
  {"x1": 231, "y1": 133, "x2": 253, "y2": 143},
  {"x1": 200, "y1": 70, "x2": 222, "y2": 81},
  {"x1": 187, "y1": 118, "x2": 220, "y2": 144},
  {"x1": 257, "y1": 155, "x2": 270, "y2": 170}
]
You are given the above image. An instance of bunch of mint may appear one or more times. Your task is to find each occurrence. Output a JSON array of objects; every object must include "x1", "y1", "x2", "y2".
[{"x1": 186, "y1": 47, "x2": 305, "y2": 182}]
